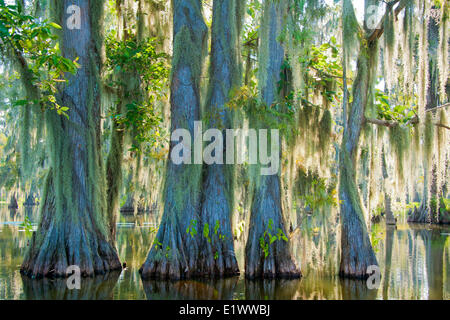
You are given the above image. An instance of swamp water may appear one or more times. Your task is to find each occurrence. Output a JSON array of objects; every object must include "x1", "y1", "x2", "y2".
[{"x1": 0, "y1": 205, "x2": 448, "y2": 300}]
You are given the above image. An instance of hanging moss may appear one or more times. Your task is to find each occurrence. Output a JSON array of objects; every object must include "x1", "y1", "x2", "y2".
[
  {"x1": 418, "y1": 0, "x2": 430, "y2": 120},
  {"x1": 342, "y1": 0, "x2": 360, "y2": 68},
  {"x1": 436, "y1": 108, "x2": 448, "y2": 199},
  {"x1": 402, "y1": 0, "x2": 415, "y2": 92},
  {"x1": 424, "y1": 112, "x2": 434, "y2": 163},
  {"x1": 383, "y1": 5, "x2": 396, "y2": 89},
  {"x1": 318, "y1": 109, "x2": 332, "y2": 157},
  {"x1": 388, "y1": 125, "x2": 410, "y2": 184},
  {"x1": 438, "y1": 0, "x2": 449, "y2": 99}
]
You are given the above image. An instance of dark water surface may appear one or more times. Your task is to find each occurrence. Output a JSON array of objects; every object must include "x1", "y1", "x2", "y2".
[{"x1": 0, "y1": 205, "x2": 449, "y2": 300}]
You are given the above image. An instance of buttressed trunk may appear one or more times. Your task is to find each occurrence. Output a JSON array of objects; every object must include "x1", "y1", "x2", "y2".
[
  {"x1": 245, "y1": 0, "x2": 300, "y2": 279},
  {"x1": 198, "y1": 0, "x2": 245, "y2": 277},
  {"x1": 21, "y1": 0, "x2": 122, "y2": 278},
  {"x1": 339, "y1": 41, "x2": 378, "y2": 279},
  {"x1": 140, "y1": 0, "x2": 208, "y2": 280}
]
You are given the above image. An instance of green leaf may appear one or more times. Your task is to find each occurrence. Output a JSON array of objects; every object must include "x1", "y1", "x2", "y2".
[
  {"x1": 13, "y1": 100, "x2": 29, "y2": 106},
  {"x1": 49, "y1": 22, "x2": 62, "y2": 29}
]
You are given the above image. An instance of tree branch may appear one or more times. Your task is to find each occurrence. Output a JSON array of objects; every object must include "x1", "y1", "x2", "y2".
[
  {"x1": 365, "y1": 117, "x2": 401, "y2": 127},
  {"x1": 435, "y1": 123, "x2": 450, "y2": 130},
  {"x1": 365, "y1": 115, "x2": 449, "y2": 131},
  {"x1": 368, "y1": 0, "x2": 406, "y2": 43},
  {"x1": 426, "y1": 102, "x2": 450, "y2": 113}
]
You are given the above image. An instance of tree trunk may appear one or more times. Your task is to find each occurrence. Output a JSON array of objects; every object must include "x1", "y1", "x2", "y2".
[
  {"x1": 339, "y1": 42, "x2": 378, "y2": 279},
  {"x1": 197, "y1": 0, "x2": 244, "y2": 277},
  {"x1": 21, "y1": 0, "x2": 121, "y2": 278},
  {"x1": 245, "y1": 0, "x2": 300, "y2": 279},
  {"x1": 140, "y1": 0, "x2": 207, "y2": 280},
  {"x1": 106, "y1": 0, "x2": 143, "y2": 239},
  {"x1": 8, "y1": 192, "x2": 18, "y2": 209}
]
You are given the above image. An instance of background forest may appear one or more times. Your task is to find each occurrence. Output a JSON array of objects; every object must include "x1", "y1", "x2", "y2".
[{"x1": 0, "y1": 0, "x2": 449, "y2": 300}]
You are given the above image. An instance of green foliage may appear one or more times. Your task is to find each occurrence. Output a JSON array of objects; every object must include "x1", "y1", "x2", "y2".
[
  {"x1": 370, "y1": 223, "x2": 383, "y2": 253},
  {"x1": 105, "y1": 33, "x2": 169, "y2": 152},
  {"x1": 105, "y1": 34, "x2": 168, "y2": 88},
  {"x1": 375, "y1": 89, "x2": 417, "y2": 125},
  {"x1": 186, "y1": 219, "x2": 198, "y2": 238},
  {"x1": 165, "y1": 246, "x2": 171, "y2": 258},
  {"x1": 19, "y1": 216, "x2": 33, "y2": 237},
  {"x1": 227, "y1": 83, "x2": 296, "y2": 136},
  {"x1": 0, "y1": 2, "x2": 79, "y2": 117},
  {"x1": 296, "y1": 169, "x2": 338, "y2": 211},
  {"x1": 114, "y1": 101, "x2": 163, "y2": 153},
  {"x1": 300, "y1": 39, "x2": 343, "y2": 106},
  {"x1": 203, "y1": 222, "x2": 211, "y2": 243},
  {"x1": 153, "y1": 238, "x2": 163, "y2": 250},
  {"x1": 259, "y1": 218, "x2": 288, "y2": 259}
]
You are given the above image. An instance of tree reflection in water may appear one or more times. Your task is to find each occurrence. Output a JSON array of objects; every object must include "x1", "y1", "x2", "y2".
[{"x1": 21, "y1": 271, "x2": 120, "y2": 300}]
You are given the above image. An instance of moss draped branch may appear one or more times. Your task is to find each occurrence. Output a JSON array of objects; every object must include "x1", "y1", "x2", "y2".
[
  {"x1": 365, "y1": 102, "x2": 450, "y2": 129},
  {"x1": 368, "y1": 0, "x2": 407, "y2": 42}
]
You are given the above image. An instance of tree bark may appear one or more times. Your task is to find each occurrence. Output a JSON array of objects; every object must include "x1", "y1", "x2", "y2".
[
  {"x1": 140, "y1": 0, "x2": 208, "y2": 280},
  {"x1": 245, "y1": 0, "x2": 300, "y2": 279},
  {"x1": 20, "y1": 0, "x2": 121, "y2": 278},
  {"x1": 197, "y1": 0, "x2": 244, "y2": 277},
  {"x1": 339, "y1": 42, "x2": 378, "y2": 279}
]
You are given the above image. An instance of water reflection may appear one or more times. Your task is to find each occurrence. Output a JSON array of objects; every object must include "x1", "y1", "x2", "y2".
[
  {"x1": 0, "y1": 205, "x2": 449, "y2": 300},
  {"x1": 245, "y1": 279, "x2": 303, "y2": 300},
  {"x1": 339, "y1": 279, "x2": 378, "y2": 300},
  {"x1": 143, "y1": 278, "x2": 239, "y2": 300},
  {"x1": 21, "y1": 272, "x2": 121, "y2": 300}
]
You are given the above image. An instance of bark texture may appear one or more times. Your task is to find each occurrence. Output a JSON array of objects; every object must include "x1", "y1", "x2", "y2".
[
  {"x1": 245, "y1": 0, "x2": 300, "y2": 279},
  {"x1": 140, "y1": 0, "x2": 208, "y2": 280},
  {"x1": 339, "y1": 42, "x2": 378, "y2": 279},
  {"x1": 20, "y1": 0, "x2": 121, "y2": 278},
  {"x1": 198, "y1": 0, "x2": 244, "y2": 277}
]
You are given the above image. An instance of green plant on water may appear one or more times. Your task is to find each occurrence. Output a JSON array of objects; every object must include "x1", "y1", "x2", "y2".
[
  {"x1": 20, "y1": 216, "x2": 33, "y2": 237},
  {"x1": 259, "y1": 219, "x2": 288, "y2": 259}
]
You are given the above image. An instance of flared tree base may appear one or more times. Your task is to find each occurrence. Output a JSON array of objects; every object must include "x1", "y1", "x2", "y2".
[
  {"x1": 21, "y1": 214, "x2": 122, "y2": 278},
  {"x1": 140, "y1": 219, "x2": 240, "y2": 280},
  {"x1": 407, "y1": 200, "x2": 450, "y2": 224}
]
